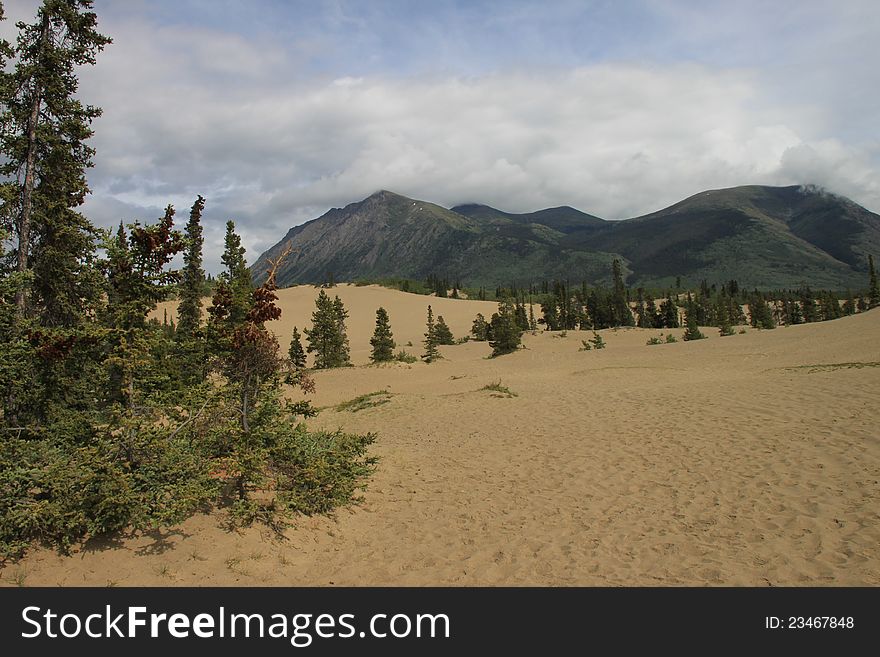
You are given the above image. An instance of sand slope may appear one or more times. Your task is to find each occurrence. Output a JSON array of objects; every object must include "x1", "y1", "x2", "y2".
[{"x1": 4, "y1": 285, "x2": 879, "y2": 586}]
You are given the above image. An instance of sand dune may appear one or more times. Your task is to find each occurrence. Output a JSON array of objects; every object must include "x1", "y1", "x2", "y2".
[{"x1": 4, "y1": 285, "x2": 879, "y2": 586}]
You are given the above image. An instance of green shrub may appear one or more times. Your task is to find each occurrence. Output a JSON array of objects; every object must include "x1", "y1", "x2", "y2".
[
  {"x1": 335, "y1": 391, "x2": 393, "y2": 413},
  {"x1": 646, "y1": 336, "x2": 663, "y2": 345},
  {"x1": 395, "y1": 349, "x2": 418, "y2": 363}
]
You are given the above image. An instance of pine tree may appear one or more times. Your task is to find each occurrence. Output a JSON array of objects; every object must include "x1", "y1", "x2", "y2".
[
  {"x1": 422, "y1": 305, "x2": 441, "y2": 362},
  {"x1": 799, "y1": 289, "x2": 818, "y2": 323},
  {"x1": 370, "y1": 307, "x2": 395, "y2": 363},
  {"x1": 489, "y1": 298, "x2": 522, "y2": 356},
  {"x1": 434, "y1": 315, "x2": 455, "y2": 345},
  {"x1": 869, "y1": 254, "x2": 879, "y2": 308},
  {"x1": 528, "y1": 299, "x2": 537, "y2": 331},
  {"x1": 1, "y1": 0, "x2": 111, "y2": 321},
  {"x1": 842, "y1": 290, "x2": 856, "y2": 316},
  {"x1": 174, "y1": 196, "x2": 207, "y2": 383},
  {"x1": 177, "y1": 195, "x2": 205, "y2": 337},
  {"x1": 749, "y1": 293, "x2": 776, "y2": 329},
  {"x1": 220, "y1": 220, "x2": 253, "y2": 326},
  {"x1": 103, "y1": 207, "x2": 185, "y2": 406},
  {"x1": 471, "y1": 313, "x2": 489, "y2": 341},
  {"x1": 717, "y1": 301, "x2": 734, "y2": 336},
  {"x1": 289, "y1": 326, "x2": 307, "y2": 369},
  {"x1": 660, "y1": 295, "x2": 679, "y2": 328},
  {"x1": 304, "y1": 291, "x2": 351, "y2": 368},
  {"x1": 643, "y1": 297, "x2": 658, "y2": 329},
  {"x1": 682, "y1": 296, "x2": 706, "y2": 341}
]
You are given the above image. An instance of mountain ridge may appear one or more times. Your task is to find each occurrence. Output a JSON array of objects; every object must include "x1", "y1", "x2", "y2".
[{"x1": 252, "y1": 185, "x2": 880, "y2": 290}]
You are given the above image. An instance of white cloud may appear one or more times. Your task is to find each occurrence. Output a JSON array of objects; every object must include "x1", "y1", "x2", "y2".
[{"x1": 6, "y1": 3, "x2": 880, "y2": 272}]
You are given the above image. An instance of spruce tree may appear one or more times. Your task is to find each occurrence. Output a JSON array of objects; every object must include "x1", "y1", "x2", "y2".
[
  {"x1": 175, "y1": 196, "x2": 207, "y2": 383},
  {"x1": 177, "y1": 195, "x2": 205, "y2": 337},
  {"x1": 489, "y1": 298, "x2": 522, "y2": 356},
  {"x1": 799, "y1": 289, "x2": 818, "y2": 323},
  {"x1": 1, "y1": 0, "x2": 111, "y2": 321},
  {"x1": 660, "y1": 295, "x2": 679, "y2": 328},
  {"x1": 749, "y1": 294, "x2": 776, "y2": 329},
  {"x1": 869, "y1": 254, "x2": 879, "y2": 308},
  {"x1": 220, "y1": 220, "x2": 253, "y2": 326},
  {"x1": 434, "y1": 314, "x2": 455, "y2": 345},
  {"x1": 471, "y1": 313, "x2": 489, "y2": 341},
  {"x1": 289, "y1": 326, "x2": 307, "y2": 369},
  {"x1": 682, "y1": 296, "x2": 706, "y2": 341},
  {"x1": 422, "y1": 305, "x2": 441, "y2": 362},
  {"x1": 842, "y1": 290, "x2": 856, "y2": 316},
  {"x1": 304, "y1": 291, "x2": 351, "y2": 368},
  {"x1": 370, "y1": 307, "x2": 395, "y2": 363},
  {"x1": 332, "y1": 295, "x2": 351, "y2": 365},
  {"x1": 717, "y1": 301, "x2": 734, "y2": 336}
]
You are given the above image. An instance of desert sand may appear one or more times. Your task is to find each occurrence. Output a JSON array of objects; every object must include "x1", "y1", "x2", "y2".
[{"x1": 3, "y1": 284, "x2": 879, "y2": 586}]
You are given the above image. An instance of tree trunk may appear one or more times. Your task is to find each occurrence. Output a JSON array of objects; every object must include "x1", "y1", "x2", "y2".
[{"x1": 15, "y1": 13, "x2": 50, "y2": 315}]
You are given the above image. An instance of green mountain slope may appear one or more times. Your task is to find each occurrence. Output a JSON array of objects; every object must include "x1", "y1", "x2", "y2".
[{"x1": 252, "y1": 185, "x2": 880, "y2": 290}]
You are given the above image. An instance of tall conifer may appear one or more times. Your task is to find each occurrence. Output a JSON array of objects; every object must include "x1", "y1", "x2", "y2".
[
  {"x1": 1, "y1": 0, "x2": 111, "y2": 322},
  {"x1": 422, "y1": 305, "x2": 441, "y2": 363},
  {"x1": 370, "y1": 307, "x2": 395, "y2": 363}
]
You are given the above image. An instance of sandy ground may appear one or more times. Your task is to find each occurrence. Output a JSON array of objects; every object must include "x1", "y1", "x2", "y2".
[{"x1": 3, "y1": 284, "x2": 879, "y2": 586}]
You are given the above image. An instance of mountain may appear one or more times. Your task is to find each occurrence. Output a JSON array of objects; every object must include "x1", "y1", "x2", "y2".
[
  {"x1": 253, "y1": 185, "x2": 880, "y2": 290},
  {"x1": 562, "y1": 185, "x2": 880, "y2": 289},
  {"x1": 251, "y1": 190, "x2": 618, "y2": 288}
]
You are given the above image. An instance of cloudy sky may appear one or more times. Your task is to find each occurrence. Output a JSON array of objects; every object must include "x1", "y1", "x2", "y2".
[{"x1": 3, "y1": 0, "x2": 879, "y2": 272}]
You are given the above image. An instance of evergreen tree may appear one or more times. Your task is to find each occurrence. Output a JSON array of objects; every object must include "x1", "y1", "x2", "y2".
[
  {"x1": 869, "y1": 254, "x2": 879, "y2": 308},
  {"x1": 489, "y1": 298, "x2": 522, "y2": 356},
  {"x1": 717, "y1": 301, "x2": 734, "y2": 336},
  {"x1": 842, "y1": 290, "x2": 856, "y2": 316},
  {"x1": 177, "y1": 195, "x2": 205, "y2": 337},
  {"x1": 289, "y1": 326, "x2": 307, "y2": 369},
  {"x1": 471, "y1": 313, "x2": 489, "y2": 341},
  {"x1": 175, "y1": 195, "x2": 207, "y2": 383},
  {"x1": 682, "y1": 296, "x2": 706, "y2": 341},
  {"x1": 102, "y1": 207, "x2": 184, "y2": 406},
  {"x1": 304, "y1": 290, "x2": 351, "y2": 368},
  {"x1": 541, "y1": 300, "x2": 560, "y2": 331},
  {"x1": 332, "y1": 295, "x2": 351, "y2": 364},
  {"x1": 820, "y1": 292, "x2": 842, "y2": 321},
  {"x1": 1, "y1": 0, "x2": 111, "y2": 321},
  {"x1": 800, "y1": 289, "x2": 818, "y2": 323},
  {"x1": 370, "y1": 307, "x2": 395, "y2": 363},
  {"x1": 434, "y1": 314, "x2": 455, "y2": 345},
  {"x1": 514, "y1": 299, "x2": 529, "y2": 331},
  {"x1": 220, "y1": 220, "x2": 252, "y2": 325},
  {"x1": 528, "y1": 299, "x2": 537, "y2": 331},
  {"x1": 660, "y1": 295, "x2": 679, "y2": 328},
  {"x1": 749, "y1": 293, "x2": 776, "y2": 329},
  {"x1": 644, "y1": 297, "x2": 658, "y2": 329},
  {"x1": 422, "y1": 305, "x2": 441, "y2": 362}
]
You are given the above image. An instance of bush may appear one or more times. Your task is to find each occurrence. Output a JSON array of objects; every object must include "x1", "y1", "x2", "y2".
[
  {"x1": 270, "y1": 426, "x2": 377, "y2": 516},
  {"x1": 646, "y1": 336, "x2": 663, "y2": 345},
  {"x1": 395, "y1": 349, "x2": 418, "y2": 363},
  {"x1": 665, "y1": 334, "x2": 678, "y2": 343}
]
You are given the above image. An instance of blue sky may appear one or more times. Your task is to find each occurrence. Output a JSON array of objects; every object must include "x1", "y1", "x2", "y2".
[{"x1": 3, "y1": 1, "x2": 878, "y2": 271}]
